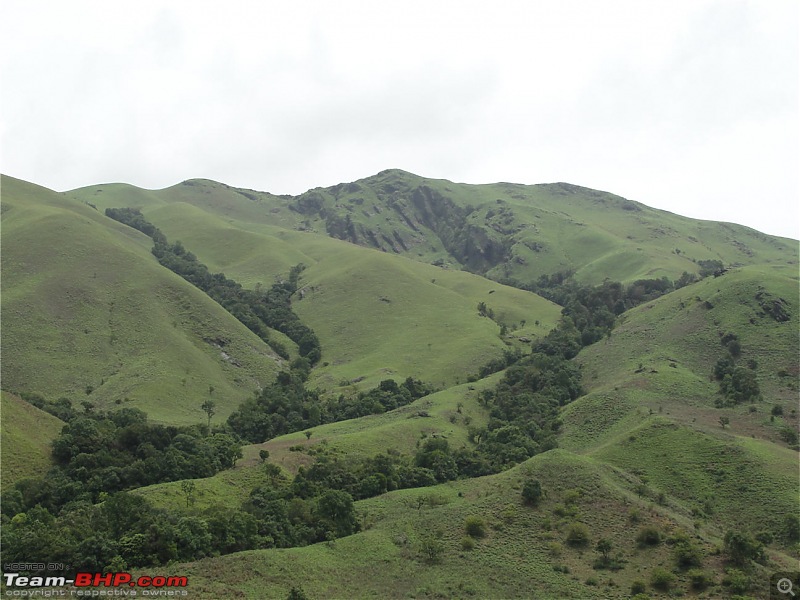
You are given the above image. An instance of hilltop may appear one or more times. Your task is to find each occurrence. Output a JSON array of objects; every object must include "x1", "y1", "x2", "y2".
[{"x1": 69, "y1": 169, "x2": 796, "y2": 286}]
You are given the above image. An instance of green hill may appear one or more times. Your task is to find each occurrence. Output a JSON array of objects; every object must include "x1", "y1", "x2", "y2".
[
  {"x1": 0, "y1": 392, "x2": 64, "y2": 490},
  {"x1": 112, "y1": 200, "x2": 562, "y2": 391},
  {"x1": 69, "y1": 169, "x2": 797, "y2": 286},
  {"x1": 1, "y1": 175, "x2": 285, "y2": 424}
]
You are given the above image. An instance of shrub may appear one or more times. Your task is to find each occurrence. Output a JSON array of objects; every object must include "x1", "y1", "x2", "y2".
[
  {"x1": 630, "y1": 580, "x2": 646, "y2": 595},
  {"x1": 548, "y1": 542, "x2": 563, "y2": 558},
  {"x1": 722, "y1": 568, "x2": 750, "y2": 594},
  {"x1": 673, "y1": 538, "x2": 703, "y2": 567},
  {"x1": 565, "y1": 522, "x2": 590, "y2": 547},
  {"x1": 723, "y1": 530, "x2": 764, "y2": 565},
  {"x1": 522, "y1": 478, "x2": 543, "y2": 506},
  {"x1": 418, "y1": 533, "x2": 444, "y2": 564},
  {"x1": 687, "y1": 568, "x2": 713, "y2": 590},
  {"x1": 563, "y1": 489, "x2": 582, "y2": 505},
  {"x1": 650, "y1": 567, "x2": 675, "y2": 591},
  {"x1": 464, "y1": 516, "x2": 486, "y2": 538},
  {"x1": 461, "y1": 536, "x2": 476, "y2": 551},
  {"x1": 636, "y1": 526, "x2": 661, "y2": 547}
]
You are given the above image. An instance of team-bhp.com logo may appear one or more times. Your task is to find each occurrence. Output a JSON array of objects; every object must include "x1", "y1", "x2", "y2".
[{"x1": 3, "y1": 572, "x2": 188, "y2": 596}]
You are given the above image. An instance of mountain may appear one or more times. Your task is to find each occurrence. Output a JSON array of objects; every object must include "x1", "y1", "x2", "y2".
[
  {"x1": 1, "y1": 170, "x2": 797, "y2": 599},
  {"x1": 69, "y1": 169, "x2": 796, "y2": 285}
]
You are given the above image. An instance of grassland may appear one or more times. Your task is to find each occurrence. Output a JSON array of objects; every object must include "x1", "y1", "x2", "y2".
[
  {"x1": 1, "y1": 175, "x2": 285, "y2": 424},
  {"x1": 131, "y1": 201, "x2": 563, "y2": 391},
  {"x1": 0, "y1": 392, "x2": 64, "y2": 490},
  {"x1": 68, "y1": 169, "x2": 797, "y2": 288}
]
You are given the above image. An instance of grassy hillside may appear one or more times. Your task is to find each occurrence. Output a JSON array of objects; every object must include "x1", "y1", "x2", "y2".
[
  {"x1": 1, "y1": 175, "x2": 285, "y2": 424},
  {"x1": 563, "y1": 266, "x2": 799, "y2": 452},
  {"x1": 136, "y1": 202, "x2": 562, "y2": 391},
  {"x1": 0, "y1": 392, "x2": 64, "y2": 490},
  {"x1": 68, "y1": 170, "x2": 797, "y2": 287},
  {"x1": 142, "y1": 448, "x2": 790, "y2": 599}
]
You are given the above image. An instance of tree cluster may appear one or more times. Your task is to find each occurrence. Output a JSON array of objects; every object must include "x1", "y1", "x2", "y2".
[
  {"x1": 105, "y1": 208, "x2": 320, "y2": 364},
  {"x1": 712, "y1": 332, "x2": 761, "y2": 406},
  {"x1": 2, "y1": 403, "x2": 241, "y2": 515},
  {"x1": 471, "y1": 352, "x2": 582, "y2": 468},
  {"x1": 228, "y1": 373, "x2": 432, "y2": 444}
]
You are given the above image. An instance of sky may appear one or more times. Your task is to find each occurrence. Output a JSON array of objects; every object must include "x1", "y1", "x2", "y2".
[{"x1": 1, "y1": 0, "x2": 798, "y2": 239}]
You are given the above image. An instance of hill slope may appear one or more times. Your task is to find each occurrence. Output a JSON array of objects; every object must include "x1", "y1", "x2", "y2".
[
  {"x1": 69, "y1": 169, "x2": 797, "y2": 285},
  {"x1": 0, "y1": 392, "x2": 64, "y2": 490},
  {"x1": 1, "y1": 175, "x2": 285, "y2": 424}
]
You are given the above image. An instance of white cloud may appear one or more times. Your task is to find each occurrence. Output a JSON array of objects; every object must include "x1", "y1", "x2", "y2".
[{"x1": 1, "y1": 0, "x2": 797, "y2": 238}]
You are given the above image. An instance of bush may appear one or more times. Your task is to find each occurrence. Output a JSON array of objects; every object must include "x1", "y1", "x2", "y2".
[
  {"x1": 650, "y1": 567, "x2": 675, "y2": 591},
  {"x1": 521, "y1": 478, "x2": 543, "y2": 506},
  {"x1": 687, "y1": 568, "x2": 713, "y2": 590},
  {"x1": 673, "y1": 538, "x2": 703, "y2": 567},
  {"x1": 464, "y1": 516, "x2": 486, "y2": 538},
  {"x1": 461, "y1": 536, "x2": 476, "y2": 551},
  {"x1": 722, "y1": 568, "x2": 750, "y2": 594},
  {"x1": 565, "y1": 522, "x2": 590, "y2": 547},
  {"x1": 723, "y1": 530, "x2": 764, "y2": 565},
  {"x1": 636, "y1": 526, "x2": 661, "y2": 547},
  {"x1": 630, "y1": 580, "x2": 646, "y2": 595},
  {"x1": 418, "y1": 533, "x2": 444, "y2": 564}
]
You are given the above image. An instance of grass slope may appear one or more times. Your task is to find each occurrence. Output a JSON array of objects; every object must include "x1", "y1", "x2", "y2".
[
  {"x1": 68, "y1": 170, "x2": 798, "y2": 288},
  {"x1": 563, "y1": 266, "x2": 800, "y2": 452},
  {"x1": 1, "y1": 175, "x2": 284, "y2": 424},
  {"x1": 0, "y1": 392, "x2": 64, "y2": 490},
  {"x1": 146, "y1": 450, "x2": 777, "y2": 599},
  {"x1": 134, "y1": 202, "x2": 562, "y2": 391}
]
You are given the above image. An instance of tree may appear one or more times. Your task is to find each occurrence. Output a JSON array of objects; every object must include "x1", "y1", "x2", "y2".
[
  {"x1": 201, "y1": 399, "x2": 216, "y2": 430},
  {"x1": 464, "y1": 516, "x2": 486, "y2": 538},
  {"x1": 521, "y1": 478, "x2": 543, "y2": 506},
  {"x1": 180, "y1": 480, "x2": 196, "y2": 507},
  {"x1": 418, "y1": 532, "x2": 444, "y2": 564},
  {"x1": 316, "y1": 490, "x2": 357, "y2": 538},
  {"x1": 723, "y1": 530, "x2": 764, "y2": 566},
  {"x1": 287, "y1": 587, "x2": 309, "y2": 600},
  {"x1": 259, "y1": 449, "x2": 270, "y2": 462},
  {"x1": 596, "y1": 538, "x2": 612, "y2": 560},
  {"x1": 565, "y1": 522, "x2": 590, "y2": 547},
  {"x1": 718, "y1": 416, "x2": 730, "y2": 429}
]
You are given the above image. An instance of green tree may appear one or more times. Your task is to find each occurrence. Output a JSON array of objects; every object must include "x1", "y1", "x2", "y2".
[
  {"x1": 464, "y1": 515, "x2": 486, "y2": 538},
  {"x1": 723, "y1": 530, "x2": 764, "y2": 566},
  {"x1": 596, "y1": 538, "x2": 612, "y2": 560},
  {"x1": 521, "y1": 478, "x2": 543, "y2": 506},
  {"x1": 180, "y1": 480, "x2": 196, "y2": 507},
  {"x1": 316, "y1": 490, "x2": 357, "y2": 538},
  {"x1": 418, "y1": 531, "x2": 444, "y2": 564},
  {"x1": 201, "y1": 399, "x2": 216, "y2": 430},
  {"x1": 287, "y1": 587, "x2": 309, "y2": 600},
  {"x1": 565, "y1": 522, "x2": 590, "y2": 547}
]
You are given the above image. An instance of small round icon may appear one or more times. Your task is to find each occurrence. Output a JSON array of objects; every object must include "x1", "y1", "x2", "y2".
[{"x1": 778, "y1": 578, "x2": 796, "y2": 596}]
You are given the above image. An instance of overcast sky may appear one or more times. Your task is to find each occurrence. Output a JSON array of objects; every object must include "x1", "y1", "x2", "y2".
[{"x1": 1, "y1": 0, "x2": 798, "y2": 238}]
